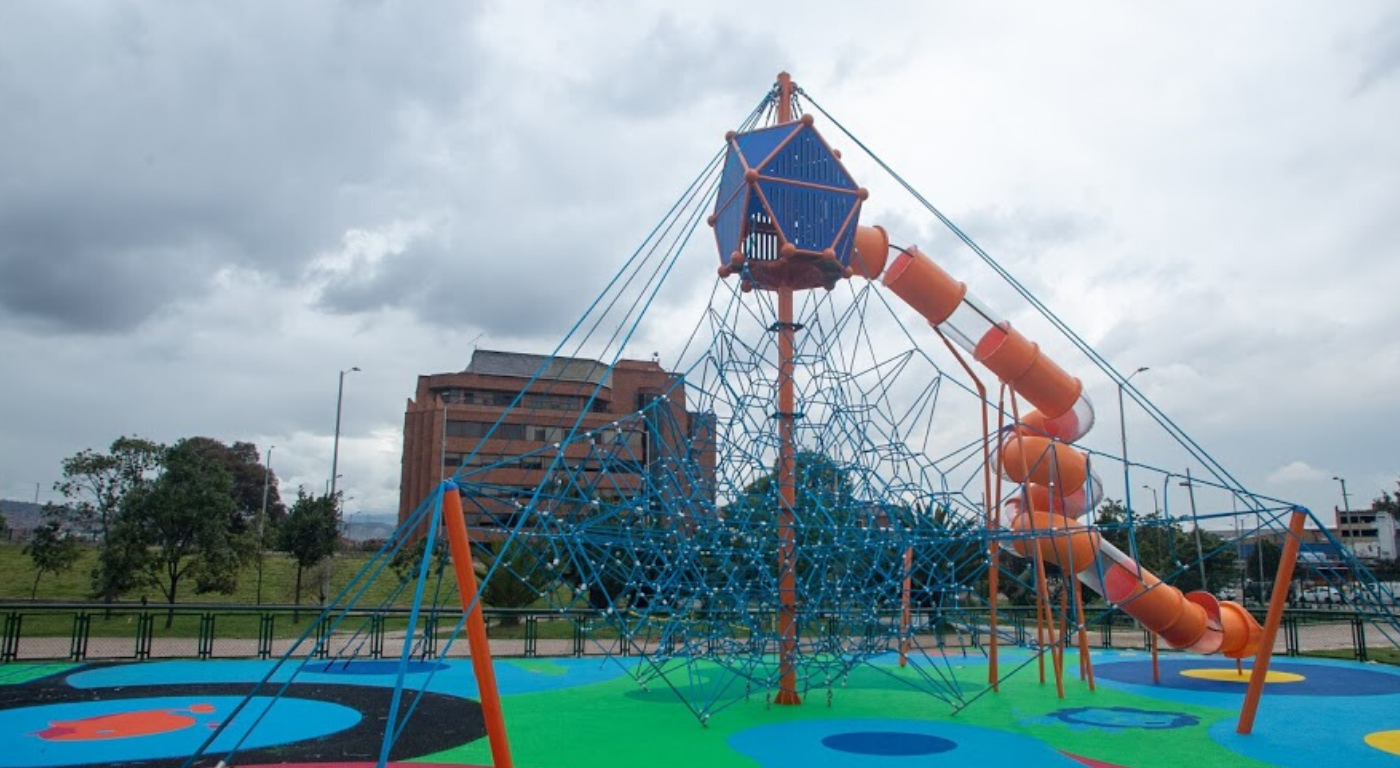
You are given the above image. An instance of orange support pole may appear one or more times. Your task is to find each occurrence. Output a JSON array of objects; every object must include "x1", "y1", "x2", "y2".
[
  {"x1": 1237, "y1": 508, "x2": 1308, "y2": 735},
  {"x1": 934, "y1": 328, "x2": 999, "y2": 690},
  {"x1": 1033, "y1": 545, "x2": 1065, "y2": 697},
  {"x1": 899, "y1": 546, "x2": 913, "y2": 667},
  {"x1": 442, "y1": 484, "x2": 513, "y2": 767},
  {"x1": 1036, "y1": 576, "x2": 1047, "y2": 684},
  {"x1": 1073, "y1": 578, "x2": 1095, "y2": 690},
  {"x1": 1151, "y1": 633, "x2": 1160, "y2": 683}
]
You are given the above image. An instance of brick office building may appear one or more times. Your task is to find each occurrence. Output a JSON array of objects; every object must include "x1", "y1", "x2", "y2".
[{"x1": 398, "y1": 350, "x2": 716, "y2": 530}]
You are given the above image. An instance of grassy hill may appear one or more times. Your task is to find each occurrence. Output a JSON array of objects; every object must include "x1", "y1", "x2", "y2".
[{"x1": 0, "y1": 542, "x2": 418, "y2": 608}]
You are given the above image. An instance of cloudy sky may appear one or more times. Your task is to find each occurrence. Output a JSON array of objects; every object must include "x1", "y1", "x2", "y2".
[{"x1": 0, "y1": 2, "x2": 1396, "y2": 525}]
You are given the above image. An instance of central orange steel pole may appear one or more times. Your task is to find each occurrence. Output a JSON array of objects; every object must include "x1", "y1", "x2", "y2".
[
  {"x1": 1237, "y1": 508, "x2": 1308, "y2": 735},
  {"x1": 775, "y1": 285, "x2": 801, "y2": 705},
  {"x1": 773, "y1": 71, "x2": 801, "y2": 706},
  {"x1": 442, "y1": 484, "x2": 513, "y2": 767}
]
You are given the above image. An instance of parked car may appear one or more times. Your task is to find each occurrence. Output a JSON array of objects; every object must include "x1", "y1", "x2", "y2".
[
  {"x1": 1299, "y1": 586, "x2": 1342, "y2": 604},
  {"x1": 1360, "y1": 584, "x2": 1400, "y2": 605}
]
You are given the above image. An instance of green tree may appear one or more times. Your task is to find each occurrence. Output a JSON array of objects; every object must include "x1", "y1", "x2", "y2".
[
  {"x1": 53, "y1": 436, "x2": 164, "y2": 543},
  {"x1": 184, "y1": 438, "x2": 286, "y2": 543},
  {"x1": 1095, "y1": 499, "x2": 1239, "y2": 595},
  {"x1": 51, "y1": 436, "x2": 164, "y2": 602},
  {"x1": 109, "y1": 439, "x2": 247, "y2": 625},
  {"x1": 390, "y1": 538, "x2": 432, "y2": 583},
  {"x1": 908, "y1": 503, "x2": 985, "y2": 610},
  {"x1": 23, "y1": 521, "x2": 80, "y2": 599},
  {"x1": 474, "y1": 540, "x2": 557, "y2": 624},
  {"x1": 278, "y1": 490, "x2": 340, "y2": 610}
]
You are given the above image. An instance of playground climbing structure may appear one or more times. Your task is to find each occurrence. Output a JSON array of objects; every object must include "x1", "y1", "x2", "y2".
[{"x1": 185, "y1": 74, "x2": 1400, "y2": 768}]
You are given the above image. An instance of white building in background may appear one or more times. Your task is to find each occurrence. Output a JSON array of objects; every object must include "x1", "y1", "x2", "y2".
[{"x1": 1337, "y1": 507, "x2": 1399, "y2": 561}]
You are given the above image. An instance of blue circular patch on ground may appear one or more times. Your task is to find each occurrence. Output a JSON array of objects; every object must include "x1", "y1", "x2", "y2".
[
  {"x1": 730, "y1": 718, "x2": 1084, "y2": 767},
  {"x1": 0, "y1": 695, "x2": 359, "y2": 768},
  {"x1": 1044, "y1": 706, "x2": 1198, "y2": 730},
  {"x1": 302, "y1": 660, "x2": 448, "y2": 675},
  {"x1": 821, "y1": 731, "x2": 956, "y2": 756},
  {"x1": 1094, "y1": 658, "x2": 1400, "y2": 697}
]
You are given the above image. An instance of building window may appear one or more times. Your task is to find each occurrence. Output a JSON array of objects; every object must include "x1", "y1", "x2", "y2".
[
  {"x1": 528, "y1": 425, "x2": 568, "y2": 443},
  {"x1": 446, "y1": 420, "x2": 525, "y2": 440}
]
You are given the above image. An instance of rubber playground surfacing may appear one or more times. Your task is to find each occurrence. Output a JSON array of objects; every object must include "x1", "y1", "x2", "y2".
[{"x1": 2, "y1": 650, "x2": 1398, "y2": 768}]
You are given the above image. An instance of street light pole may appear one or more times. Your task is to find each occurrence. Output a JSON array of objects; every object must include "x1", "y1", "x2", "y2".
[
  {"x1": 330, "y1": 367, "x2": 361, "y2": 508},
  {"x1": 1118, "y1": 366, "x2": 1150, "y2": 516},
  {"x1": 1332, "y1": 475, "x2": 1351, "y2": 514},
  {"x1": 257, "y1": 445, "x2": 274, "y2": 605},
  {"x1": 1180, "y1": 470, "x2": 1208, "y2": 589},
  {"x1": 1142, "y1": 484, "x2": 1159, "y2": 515},
  {"x1": 326, "y1": 366, "x2": 359, "y2": 607}
]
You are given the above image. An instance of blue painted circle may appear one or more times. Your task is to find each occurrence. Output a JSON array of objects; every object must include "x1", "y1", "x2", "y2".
[
  {"x1": 1095, "y1": 658, "x2": 1400, "y2": 697},
  {"x1": 730, "y1": 718, "x2": 1085, "y2": 767},
  {"x1": 822, "y1": 731, "x2": 956, "y2": 756},
  {"x1": 0, "y1": 695, "x2": 360, "y2": 768}
]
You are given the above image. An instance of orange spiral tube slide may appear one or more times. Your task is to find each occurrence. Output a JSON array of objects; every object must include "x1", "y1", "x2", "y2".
[
  {"x1": 865, "y1": 226, "x2": 1264, "y2": 659},
  {"x1": 999, "y1": 434, "x2": 1089, "y2": 495},
  {"x1": 1009, "y1": 496, "x2": 1265, "y2": 658},
  {"x1": 881, "y1": 245, "x2": 966, "y2": 326}
]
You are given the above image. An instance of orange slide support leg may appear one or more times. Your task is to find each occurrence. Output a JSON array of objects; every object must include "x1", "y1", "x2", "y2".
[
  {"x1": 442, "y1": 483, "x2": 514, "y2": 767},
  {"x1": 1237, "y1": 508, "x2": 1308, "y2": 735},
  {"x1": 899, "y1": 546, "x2": 913, "y2": 667}
]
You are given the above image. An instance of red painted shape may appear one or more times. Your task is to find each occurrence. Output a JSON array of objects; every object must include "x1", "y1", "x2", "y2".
[
  {"x1": 1059, "y1": 750, "x2": 1134, "y2": 768},
  {"x1": 34, "y1": 704, "x2": 214, "y2": 741}
]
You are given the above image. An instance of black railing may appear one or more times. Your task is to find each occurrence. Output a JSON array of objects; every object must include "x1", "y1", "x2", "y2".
[{"x1": 0, "y1": 601, "x2": 1394, "y2": 665}]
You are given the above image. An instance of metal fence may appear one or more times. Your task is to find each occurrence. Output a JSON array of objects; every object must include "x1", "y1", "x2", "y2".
[{"x1": 1, "y1": 601, "x2": 1395, "y2": 665}]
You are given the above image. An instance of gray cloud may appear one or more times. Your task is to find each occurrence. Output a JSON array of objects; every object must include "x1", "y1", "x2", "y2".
[
  {"x1": 579, "y1": 15, "x2": 780, "y2": 119},
  {"x1": 0, "y1": 2, "x2": 485, "y2": 332},
  {"x1": 1352, "y1": 10, "x2": 1400, "y2": 93}
]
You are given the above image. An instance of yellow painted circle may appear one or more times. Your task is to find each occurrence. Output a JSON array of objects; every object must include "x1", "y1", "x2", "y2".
[
  {"x1": 1179, "y1": 668, "x2": 1305, "y2": 684},
  {"x1": 1365, "y1": 730, "x2": 1400, "y2": 756}
]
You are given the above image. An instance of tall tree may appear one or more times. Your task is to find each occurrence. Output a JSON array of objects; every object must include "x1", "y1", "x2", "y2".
[
  {"x1": 183, "y1": 438, "x2": 287, "y2": 540},
  {"x1": 109, "y1": 439, "x2": 247, "y2": 625},
  {"x1": 1095, "y1": 499, "x2": 1239, "y2": 594},
  {"x1": 53, "y1": 436, "x2": 164, "y2": 543},
  {"x1": 23, "y1": 521, "x2": 80, "y2": 599},
  {"x1": 1373, "y1": 484, "x2": 1400, "y2": 519},
  {"x1": 278, "y1": 490, "x2": 340, "y2": 610},
  {"x1": 51, "y1": 436, "x2": 164, "y2": 601},
  {"x1": 473, "y1": 540, "x2": 557, "y2": 625}
]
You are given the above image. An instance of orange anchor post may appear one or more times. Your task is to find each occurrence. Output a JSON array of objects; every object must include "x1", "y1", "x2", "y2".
[
  {"x1": 1237, "y1": 508, "x2": 1308, "y2": 735},
  {"x1": 442, "y1": 483, "x2": 514, "y2": 767}
]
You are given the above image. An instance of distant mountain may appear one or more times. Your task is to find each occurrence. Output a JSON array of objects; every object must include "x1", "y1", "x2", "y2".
[
  {"x1": 1, "y1": 499, "x2": 402, "y2": 543},
  {"x1": 0, "y1": 499, "x2": 47, "y2": 532},
  {"x1": 343, "y1": 513, "x2": 400, "y2": 543}
]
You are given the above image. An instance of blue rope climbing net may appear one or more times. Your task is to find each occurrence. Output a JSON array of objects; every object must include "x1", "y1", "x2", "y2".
[{"x1": 184, "y1": 79, "x2": 1400, "y2": 766}]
